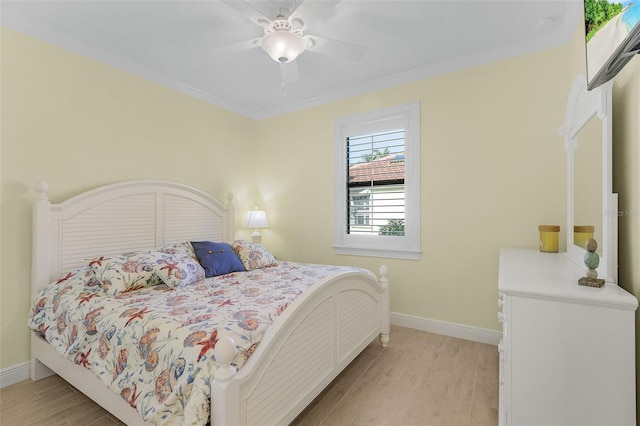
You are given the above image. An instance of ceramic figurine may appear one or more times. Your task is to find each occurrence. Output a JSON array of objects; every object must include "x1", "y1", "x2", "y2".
[{"x1": 578, "y1": 238, "x2": 605, "y2": 287}]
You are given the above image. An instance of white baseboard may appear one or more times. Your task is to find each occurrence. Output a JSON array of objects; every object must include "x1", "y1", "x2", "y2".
[
  {"x1": 390, "y1": 312, "x2": 502, "y2": 345},
  {"x1": 0, "y1": 361, "x2": 30, "y2": 388}
]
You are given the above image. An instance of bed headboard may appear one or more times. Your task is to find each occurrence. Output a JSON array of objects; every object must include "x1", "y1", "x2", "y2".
[{"x1": 32, "y1": 180, "x2": 234, "y2": 295}]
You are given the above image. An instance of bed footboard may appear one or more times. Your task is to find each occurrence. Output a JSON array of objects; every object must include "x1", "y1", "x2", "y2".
[{"x1": 212, "y1": 266, "x2": 390, "y2": 426}]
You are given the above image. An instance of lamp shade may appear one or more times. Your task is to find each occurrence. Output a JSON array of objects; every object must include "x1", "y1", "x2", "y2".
[
  {"x1": 261, "y1": 30, "x2": 306, "y2": 63},
  {"x1": 246, "y1": 208, "x2": 269, "y2": 230}
]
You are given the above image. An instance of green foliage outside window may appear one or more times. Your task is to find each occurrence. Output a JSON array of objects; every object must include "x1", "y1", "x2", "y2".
[
  {"x1": 361, "y1": 148, "x2": 390, "y2": 163},
  {"x1": 585, "y1": 0, "x2": 624, "y2": 42},
  {"x1": 379, "y1": 219, "x2": 405, "y2": 236}
]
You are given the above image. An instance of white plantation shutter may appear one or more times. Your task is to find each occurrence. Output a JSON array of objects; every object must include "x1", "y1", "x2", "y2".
[{"x1": 347, "y1": 129, "x2": 405, "y2": 236}]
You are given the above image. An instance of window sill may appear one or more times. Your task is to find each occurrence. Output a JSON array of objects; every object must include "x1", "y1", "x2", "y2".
[{"x1": 333, "y1": 245, "x2": 421, "y2": 260}]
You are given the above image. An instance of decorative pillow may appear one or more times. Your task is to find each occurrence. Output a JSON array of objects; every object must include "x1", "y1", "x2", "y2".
[
  {"x1": 155, "y1": 255, "x2": 206, "y2": 288},
  {"x1": 190, "y1": 241, "x2": 245, "y2": 278},
  {"x1": 231, "y1": 240, "x2": 277, "y2": 271},
  {"x1": 89, "y1": 251, "x2": 163, "y2": 295},
  {"x1": 154, "y1": 241, "x2": 196, "y2": 259}
]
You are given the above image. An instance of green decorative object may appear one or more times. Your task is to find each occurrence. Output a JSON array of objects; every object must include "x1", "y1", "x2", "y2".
[
  {"x1": 578, "y1": 238, "x2": 605, "y2": 288},
  {"x1": 583, "y1": 251, "x2": 600, "y2": 269}
]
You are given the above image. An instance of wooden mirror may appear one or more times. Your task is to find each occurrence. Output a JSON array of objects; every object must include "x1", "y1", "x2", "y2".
[{"x1": 559, "y1": 74, "x2": 617, "y2": 283}]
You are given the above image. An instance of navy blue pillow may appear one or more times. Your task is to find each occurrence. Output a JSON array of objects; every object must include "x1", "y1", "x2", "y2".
[{"x1": 190, "y1": 241, "x2": 245, "y2": 278}]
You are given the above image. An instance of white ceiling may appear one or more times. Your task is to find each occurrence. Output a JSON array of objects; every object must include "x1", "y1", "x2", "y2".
[{"x1": 1, "y1": 1, "x2": 581, "y2": 119}]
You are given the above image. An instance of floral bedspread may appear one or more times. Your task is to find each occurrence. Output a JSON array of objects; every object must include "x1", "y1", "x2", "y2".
[{"x1": 28, "y1": 261, "x2": 372, "y2": 425}]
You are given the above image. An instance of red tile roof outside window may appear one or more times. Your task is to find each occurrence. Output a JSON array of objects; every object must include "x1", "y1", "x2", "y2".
[{"x1": 348, "y1": 154, "x2": 405, "y2": 185}]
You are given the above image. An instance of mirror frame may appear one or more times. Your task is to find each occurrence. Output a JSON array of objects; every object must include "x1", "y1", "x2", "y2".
[{"x1": 559, "y1": 74, "x2": 617, "y2": 283}]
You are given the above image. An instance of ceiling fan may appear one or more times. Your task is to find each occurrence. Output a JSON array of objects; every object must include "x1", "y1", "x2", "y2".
[{"x1": 217, "y1": 0, "x2": 368, "y2": 82}]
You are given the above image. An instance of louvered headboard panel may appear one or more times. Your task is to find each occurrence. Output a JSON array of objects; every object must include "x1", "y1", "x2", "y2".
[
  {"x1": 32, "y1": 181, "x2": 234, "y2": 295},
  {"x1": 57, "y1": 193, "x2": 157, "y2": 273},
  {"x1": 163, "y1": 193, "x2": 226, "y2": 245}
]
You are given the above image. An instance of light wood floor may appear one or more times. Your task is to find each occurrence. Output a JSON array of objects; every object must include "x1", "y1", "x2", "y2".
[{"x1": 0, "y1": 326, "x2": 498, "y2": 425}]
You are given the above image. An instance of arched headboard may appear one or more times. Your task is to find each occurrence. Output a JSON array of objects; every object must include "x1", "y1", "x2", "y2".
[{"x1": 31, "y1": 180, "x2": 234, "y2": 296}]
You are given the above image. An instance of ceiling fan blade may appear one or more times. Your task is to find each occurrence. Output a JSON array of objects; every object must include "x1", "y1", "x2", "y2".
[
  {"x1": 305, "y1": 35, "x2": 367, "y2": 61},
  {"x1": 290, "y1": 0, "x2": 341, "y2": 30},
  {"x1": 280, "y1": 61, "x2": 300, "y2": 83},
  {"x1": 208, "y1": 38, "x2": 261, "y2": 55},
  {"x1": 220, "y1": 0, "x2": 271, "y2": 27}
]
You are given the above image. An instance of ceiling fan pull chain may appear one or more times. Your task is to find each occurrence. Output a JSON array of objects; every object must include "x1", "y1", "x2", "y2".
[{"x1": 280, "y1": 67, "x2": 288, "y2": 99}]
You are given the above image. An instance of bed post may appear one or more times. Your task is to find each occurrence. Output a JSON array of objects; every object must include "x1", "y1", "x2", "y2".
[
  {"x1": 31, "y1": 181, "x2": 55, "y2": 380},
  {"x1": 31, "y1": 181, "x2": 52, "y2": 290},
  {"x1": 379, "y1": 265, "x2": 390, "y2": 348},
  {"x1": 226, "y1": 193, "x2": 235, "y2": 241},
  {"x1": 211, "y1": 335, "x2": 240, "y2": 426}
]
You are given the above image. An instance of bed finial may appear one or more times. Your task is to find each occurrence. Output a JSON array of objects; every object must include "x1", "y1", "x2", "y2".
[
  {"x1": 226, "y1": 193, "x2": 234, "y2": 206},
  {"x1": 35, "y1": 181, "x2": 49, "y2": 200},
  {"x1": 379, "y1": 265, "x2": 388, "y2": 282},
  {"x1": 213, "y1": 335, "x2": 237, "y2": 382}
]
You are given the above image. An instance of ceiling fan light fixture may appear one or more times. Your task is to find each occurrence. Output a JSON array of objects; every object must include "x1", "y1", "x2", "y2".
[{"x1": 261, "y1": 29, "x2": 306, "y2": 63}]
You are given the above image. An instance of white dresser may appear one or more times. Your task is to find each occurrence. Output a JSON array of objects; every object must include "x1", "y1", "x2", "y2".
[{"x1": 498, "y1": 248, "x2": 637, "y2": 426}]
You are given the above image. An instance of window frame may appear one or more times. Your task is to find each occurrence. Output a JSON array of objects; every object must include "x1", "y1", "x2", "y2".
[{"x1": 333, "y1": 101, "x2": 421, "y2": 260}]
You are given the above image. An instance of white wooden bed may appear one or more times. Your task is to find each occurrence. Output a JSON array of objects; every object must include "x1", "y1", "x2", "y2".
[{"x1": 30, "y1": 180, "x2": 390, "y2": 426}]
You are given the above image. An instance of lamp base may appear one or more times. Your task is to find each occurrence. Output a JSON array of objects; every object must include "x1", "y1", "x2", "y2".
[{"x1": 251, "y1": 230, "x2": 262, "y2": 244}]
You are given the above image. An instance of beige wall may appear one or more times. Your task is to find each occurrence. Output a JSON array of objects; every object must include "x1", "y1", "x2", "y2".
[{"x1": 0, "y1": 29, "x2": 258, "y2": 368}]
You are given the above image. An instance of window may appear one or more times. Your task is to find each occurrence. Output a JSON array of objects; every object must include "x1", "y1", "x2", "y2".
[{"x1": 334, "y1": 101, "x2": 421, "y2": 260}]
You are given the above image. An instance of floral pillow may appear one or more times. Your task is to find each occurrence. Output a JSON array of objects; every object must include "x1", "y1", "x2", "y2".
[
  {"x1": 154, "y1": 241, "x2": 196, "y2": 259},
  {"x1": 89, "y1": 252, "x2": 163, "y2": 295},
  {"x1": 231, "y1": 240, "x2": 277, "y2": 271},
  {"x1": 90, "y1": 242, "x2": 196, "y2": 295},
  {"x1": 155, "y1": 255, "x2": 206, "y2": 288}
]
